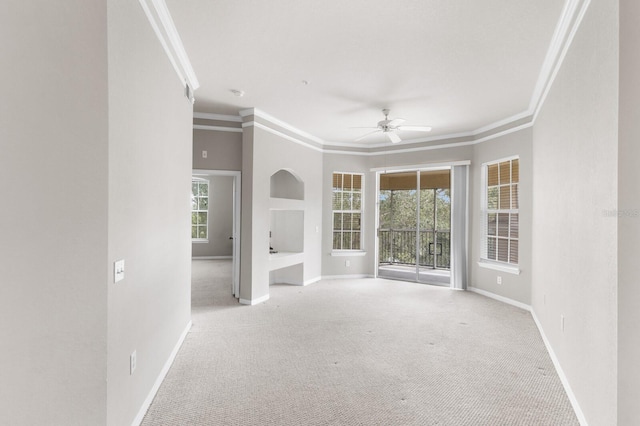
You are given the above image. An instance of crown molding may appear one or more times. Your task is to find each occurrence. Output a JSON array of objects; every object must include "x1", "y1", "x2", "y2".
[
  {"x1": 530, "y1": 0, "x2": 591, "y2": 121},
  {"x1": 138, "y1": 0, "x2": 199, "y2": 90},
  {"x1": 246, "y1": 121, "x2": 324, "y2": 153},
  {"x1": 194, "y1": 112, "x2": 242, "y2": 122},
  {"x1": 240, "y1": 108, "x2": 325, "y2": 145},
  {"x1": 214, "y1": 1, "x2": 591, "y2": 157},
  {"x1": 193, "y1": 125, "x2": 242, "y2": 133}
]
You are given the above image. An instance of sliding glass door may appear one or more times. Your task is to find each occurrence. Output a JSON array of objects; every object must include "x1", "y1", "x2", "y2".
[{"x1": 377, "y1": 169, "x2": 451, "y2": 285}]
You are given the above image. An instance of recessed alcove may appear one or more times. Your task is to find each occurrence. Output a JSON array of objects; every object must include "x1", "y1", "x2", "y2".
[
  {"x1": 270, "y1": 169, "x2": 304, "y2": 200},
  {"x1": 269, "y1": 169, "x2": 305, "y2": 284}
]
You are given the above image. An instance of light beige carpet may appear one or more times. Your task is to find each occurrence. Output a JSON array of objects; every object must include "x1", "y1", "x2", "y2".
[{"x1": 142, "y1": 260, "x2": 578, "y2": 425}]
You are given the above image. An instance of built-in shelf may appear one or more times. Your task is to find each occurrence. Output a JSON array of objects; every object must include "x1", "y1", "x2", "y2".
[
  {"x1": 269, "y1": 251, "x2": 304, "y2": 271},
  {"x1": 269, "y1": 197, "x2": 304, "y2": 211}
]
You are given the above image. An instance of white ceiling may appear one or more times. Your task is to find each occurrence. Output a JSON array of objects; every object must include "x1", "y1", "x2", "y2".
[{"x1": 166, "y1": 0, "x2": 564, "y2": 145}]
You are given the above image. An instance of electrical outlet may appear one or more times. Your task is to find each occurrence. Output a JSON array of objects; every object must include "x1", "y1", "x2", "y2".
[
  {"x1": 345, "y1": 260, "x2": 351, "y2": 267},
  {"x1": 496, "y1": 276, "x2": 502, "y2": 285},
  {"x1": 202, "y1": 150, "x2": 207, "y2": 158},
  {"x1": 114, "y1": 259, "x2": 125, "y2": 283},
  {"x1": 560, "y1": 315, "x2": 565, "y2": 333},
  {"x1": 130, "y1": 350, "x2": 137, "y2": 375}
]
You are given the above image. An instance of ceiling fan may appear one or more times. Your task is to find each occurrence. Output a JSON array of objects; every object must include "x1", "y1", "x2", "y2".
[{"x1": 354, "y1": 109, "x2": 432, "y2": 144}]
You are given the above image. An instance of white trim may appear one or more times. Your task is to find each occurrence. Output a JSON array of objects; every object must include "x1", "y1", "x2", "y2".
[
  {"x1": 184, "y1": 1, "x2": 588, "y2": 158},
  {"x1": 481, "y1": 154, "x2": 520, "y2": 167},
  {"x1": 240, "y1": 108, "x2": 325, "y2": 145},
  {"x1": 473, "y1": 110, "x2": 532, "y2": 135},
  {"x1": 193, "y1": 125, "x2": 242, "y2": 133},
  {"x1": 245, "y1": 121, "x2": 324, "y2": 153},
  {"x1": 194, "y1": 112, "x2": 242, "y2": 122},
  {"x1": 471, "y1": 122, "x2": 533, "y2": 146},
  {"x1": 191, "y1": 256, "x2": 232, "y2": 260},
  {"x1": 303, "y1": 276, "x2": 322, "y2": 286},
  {"x1": 370, "y1": 160, "x2": 470, "y2": 173},
  {"x1": 131, "y1": 320, "x2": 192, "y2": 426},
  {"x1": 467, "y1": 287, "x2": 531, "y2": 311},
  {"x1": 530, "y1": 0, "x2": 591, "y2": 121},
  {"x1": 477, "y1": 261, "x2": 521, "y2": 275},
  {"x1": 192, "y1": 169, "x2": 240, "y2": 177},
  {"x1": 321, "y1": 274, "x2": 374, "y2": 280},
  {"x1": 531, "y1": 311, "x2": 589, "y2": 425},
  {"x1": 239, "y1": 294, "x2": 270, "y2": 305},
  {"x1": 137, "y1": 0, "x2": 199, "y2": 90},
  {"x1": 191, "y1": 239, "x2": 209, "y2": 244},
  {"x1": 330, "y1": 250, "x2": 367, "y2": 257}
]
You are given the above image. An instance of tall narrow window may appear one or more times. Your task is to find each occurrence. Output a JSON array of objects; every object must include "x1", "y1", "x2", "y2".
[
  {"x1": 332, "y1": 172, "x2": 363, "y2": 250},
  {"x1": 481, "y1": 158, "x2": 519, "y2": 265},
  {"x1": 191, "y1": 178, "x2": 209, "y2": 240}
]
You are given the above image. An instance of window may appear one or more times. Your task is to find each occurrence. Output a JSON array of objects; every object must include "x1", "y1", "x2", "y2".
[
  {"x1": 481, "y1": 158, "x2": 519, "y2": 265},
  {"x1": 191, "y1": 178, "x2": 209, "y2": 240},
  {"x1": 332, "y1": 172, "x2": 363, "y2": 250}
]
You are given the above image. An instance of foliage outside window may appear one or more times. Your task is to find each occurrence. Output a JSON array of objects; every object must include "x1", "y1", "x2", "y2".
[
  {"x1": 332, "y1": 173, "x2": 363, "y2": 250},
  {"x1": 191, "y1": 178, "x2": 209, "y2": 240},
  {"x1": 482, "y1": 158, "x2": 519, "y2": 264}
]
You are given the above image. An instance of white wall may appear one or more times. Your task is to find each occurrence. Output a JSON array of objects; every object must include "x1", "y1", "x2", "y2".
[
  {"x1": 618, "y1": 0, "x2": 640, "y2": 422},
  {"x1": 0, "y1": 2, "x2": 109, "y2": 424},
  {"x1": 106, "y1": 1, "x2": 194, "y2": 425},
  {"x1": 531, "y1": 0, "x2": 619, "y2": 423}
]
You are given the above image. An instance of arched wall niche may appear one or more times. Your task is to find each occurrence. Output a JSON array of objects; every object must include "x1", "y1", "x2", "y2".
[{"x1": 270, "y1": 168, "x2": 304, "y2": 200}]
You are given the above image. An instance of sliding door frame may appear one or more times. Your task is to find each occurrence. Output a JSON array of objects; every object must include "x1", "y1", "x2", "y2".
[{"x1": 372, "y1": 160, "x2": 470, "y2": 288}]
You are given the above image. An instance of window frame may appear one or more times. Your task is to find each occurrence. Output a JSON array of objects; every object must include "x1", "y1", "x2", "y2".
[
  {"x1": 331, "y1": 172, "x2": 365, "y2": 253},
  {"x1": 191, "y1": 177, "x2": 209, "y2": 242},
  {"x1": 479, "y1": 156, "x2": 520, "y2": 275}
]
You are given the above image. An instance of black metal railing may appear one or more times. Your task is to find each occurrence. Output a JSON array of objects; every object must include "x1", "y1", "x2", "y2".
[{"x1": 378, "y1": 229, "x2": 451, "y2": 269}]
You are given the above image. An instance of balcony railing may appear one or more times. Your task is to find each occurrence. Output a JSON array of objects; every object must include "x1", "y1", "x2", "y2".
[{"x1": 378, "y1": 229, "x2": 451, "y2": 269}]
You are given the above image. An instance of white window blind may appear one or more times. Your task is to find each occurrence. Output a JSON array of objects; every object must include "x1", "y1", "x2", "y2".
[{"x1": 332, "y1": 172, "x2": 363, "y2": 250}]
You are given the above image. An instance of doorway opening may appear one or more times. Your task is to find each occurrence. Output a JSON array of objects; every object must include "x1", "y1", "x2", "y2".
[
  {"x1": 377, "y1": 168, "x2": 451, "y2": 286},
  {"x1": 192, "y1": 169, "x2": 241, "y2": 298}
]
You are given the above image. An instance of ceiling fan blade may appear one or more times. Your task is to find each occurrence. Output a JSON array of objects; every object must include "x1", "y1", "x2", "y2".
[
  {"x1": 397, "y1": 125, "x2": 432, "y2": 132},
  {"x1": 349, "y1": 126, "x2": 379, "y2": 129},
  {"x1": 387, "y1": 118, "x2": 406, "y2": 127},
  {"x1": 386, "y1": 132, "x2": 401, "y2": 144},
  {"x1": 355, "y1": 129, "x2": 382, "y2": 142}
]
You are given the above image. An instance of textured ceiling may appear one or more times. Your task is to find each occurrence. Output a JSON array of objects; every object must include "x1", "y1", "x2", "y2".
[{"x1": 166, "y1": 0, "x2": 564, "y2": 145}]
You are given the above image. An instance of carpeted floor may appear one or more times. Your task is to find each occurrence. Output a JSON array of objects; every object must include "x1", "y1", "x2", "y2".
[{"x1": 142, "y1": 260, "x2": 578, "y2": 425}]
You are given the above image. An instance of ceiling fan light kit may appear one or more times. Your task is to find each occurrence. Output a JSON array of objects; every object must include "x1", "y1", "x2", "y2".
[{"x1": 355, "y1": 108, "x2": 432, "y2": 144}]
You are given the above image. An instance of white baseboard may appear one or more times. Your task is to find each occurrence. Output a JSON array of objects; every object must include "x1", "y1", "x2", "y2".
[
  {"x1": 132, "y1": 320, "x2": 192, "y2": 426},
  {"x1": 467, "y1": 286, "x2": 531, "y2": 311},
  {"x1": 191, "y1": 256, "x2": 232, "y2": 260},
  {"x1": 321, "y1": 274, "x2": 374, "y2": 280},
  {"x1": 239, "y1": 294, "x2": 270, "y2": 305},
  {"x1": 531, "y1": 311, "x2": 588, "y2": 425},
  {"x1": 303, "y1": 276, "x2": 321, "y2": 286}
]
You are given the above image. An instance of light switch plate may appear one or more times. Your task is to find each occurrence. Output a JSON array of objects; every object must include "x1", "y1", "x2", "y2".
[{"x1": 114, "y1": 259, "x2": 125, "y2": 283}]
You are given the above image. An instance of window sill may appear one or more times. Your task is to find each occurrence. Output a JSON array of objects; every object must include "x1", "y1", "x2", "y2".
[
  {"x1": 192, "y1": 239, "x2": 209, "y2": 244},
  {"x1": 331, "y1": 250, "x2": 366, "y2": 257},
  {"x1": 478, "y1": 260, "x2": 520, "y2": 275}
]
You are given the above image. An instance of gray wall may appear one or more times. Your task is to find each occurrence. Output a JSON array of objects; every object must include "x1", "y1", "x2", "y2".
[
  {"x1": 105, "y1": 1, "x2": 194, "y2": 425},
  {"x1": 192, "y1": 175, "x2": 234, "y2": 257},
  {"x1": 471, "y1": 128, "x2": 533, "y2": 304},
  {"x1": 321, "y1": 146, "x2": 474, "y2": 279},
  {"x1": 193, "y1": 128, "x2": 242, "y2": 171},
  {"x1": 0, "y1": 2, "x2": 109, "y2": 425},
  {"x1": 531, "y1": 0, "x2": 619, "y2": 424},
  {"x1": 618, "y1": 0, "x2": 640, "y2": 422}
]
